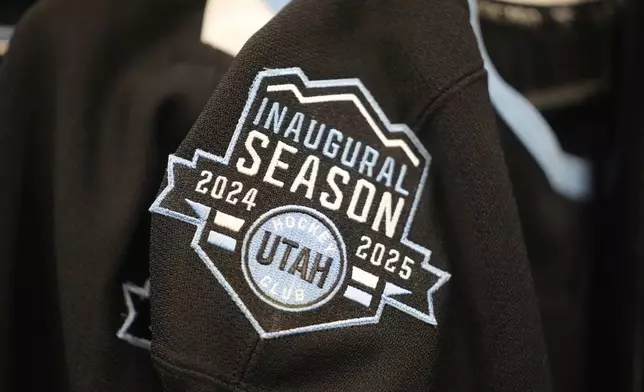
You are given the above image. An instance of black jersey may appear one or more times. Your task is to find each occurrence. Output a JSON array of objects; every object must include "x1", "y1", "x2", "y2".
[
  {"x1": 478, "y1": 1, "x2": 617, "y2": 391},
  {"x1": 148, "y1": 0, "x2": 552, "y2": 391},
  {"x1": 0, "y1": 0, "x2": 561, "y2": 391},
  {"x1": 0, "y1": 0, "x2": 232, "y2": 390}
]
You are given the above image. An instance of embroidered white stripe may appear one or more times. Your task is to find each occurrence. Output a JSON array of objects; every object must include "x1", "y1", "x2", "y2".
[
  {"x1": 351, "y1": 266, "x2": 379, "y2": 289},
  {"x1": 214, "y1": 210, "x2": 246, "y2": 232},
  {"x1": 344, "y1": 285, "x2": 373, "y2": 307},
  {"x1": 207, "y1": 230, "x2": 237, "y2": 251}
]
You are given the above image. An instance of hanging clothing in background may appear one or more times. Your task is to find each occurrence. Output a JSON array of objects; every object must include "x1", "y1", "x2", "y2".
[
  {"x1": 591, "y1": 0, "x2": 644, "y2": 389},
  {"x1": 476, "y1": 1, "x2": 617, "y2": 391},
  {"x1": 0, "y1": 0, "x2": 232, "y2": 389},
  {"x1": 0, "y1": 0, "x2": 37, "y2": 58}
]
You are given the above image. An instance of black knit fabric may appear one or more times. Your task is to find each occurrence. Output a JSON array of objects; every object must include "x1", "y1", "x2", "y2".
[
  {"x1": 150, "y1": 1, "x2": 551, "y2": 391},
  {"x1": 0, "y1": 0, "x2": 232, "y2": 390}
]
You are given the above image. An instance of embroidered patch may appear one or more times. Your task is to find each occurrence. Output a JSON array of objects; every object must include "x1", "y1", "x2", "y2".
[
  {"x1": 117, "y1": 279, "x2": 151, "y2": 350},
  {"x1": 150, "y1": 67, "x2": 450, "y2": 338},
  {"x1": 242, "y1": 206, "x2": 348, "y2": 312}
]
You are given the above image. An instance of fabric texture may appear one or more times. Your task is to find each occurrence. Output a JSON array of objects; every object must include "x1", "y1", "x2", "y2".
[
  {"x1": 0, "y1": 0, "x2": 232, "y2": 390},
  {"x1": 150, "y1": 0, "x2": 552, "y2": 391},
  {"x1": 0, "y1": 0, "x2": 560, "y2": 390}
]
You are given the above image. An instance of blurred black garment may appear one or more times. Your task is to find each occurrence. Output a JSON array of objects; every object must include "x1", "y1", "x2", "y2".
[
  {"x1": 0, "y1": 0, "x2": 37, "y2": 61},
  {"x1": 588, "y1": 0, "x2": 644, "y2": 390},
  {"x1": 0, "y1": 0, "x2": 37, "y2": 25},
  {"x1": 497, "y1": 105, "x2": 605, "y2": 392},
  {"x1": 0, "y1": 0, "x2": 232, "y2": 390},
  {"x1": 479, "y1": 0, "x2": 614, "y2": 111},
  {"x1": 479, "y1": 1, "x2": 617, "y2": 391}
]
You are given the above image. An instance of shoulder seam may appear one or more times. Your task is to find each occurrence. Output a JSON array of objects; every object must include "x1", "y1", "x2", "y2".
[{"x1": 412, "y1": 65, "x2": 487, "y2": 128}]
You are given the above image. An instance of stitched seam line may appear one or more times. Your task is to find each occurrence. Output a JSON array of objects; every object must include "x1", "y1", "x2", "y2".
[
  {"x1": 153, "y1": 353, "x2": 269, "y2": 392},
  {"x1": 151, "y1": 63, "x2": 487, "y2": 392},
  {"x1": 411, "y1": 65, "x2": 487, "y2": 128},
  {"x1": 238, "y1": 336, "x2": 261, "y2": 386}
]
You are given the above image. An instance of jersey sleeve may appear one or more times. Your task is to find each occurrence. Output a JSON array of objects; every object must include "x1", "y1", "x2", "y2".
[{"x1": 149, "y1": 0, "x2": 552, "y2": 391}]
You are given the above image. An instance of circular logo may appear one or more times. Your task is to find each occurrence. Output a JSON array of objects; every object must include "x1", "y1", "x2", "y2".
[{"x1": 241, "y1": 206, "x2": 347, "y2": 312}]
